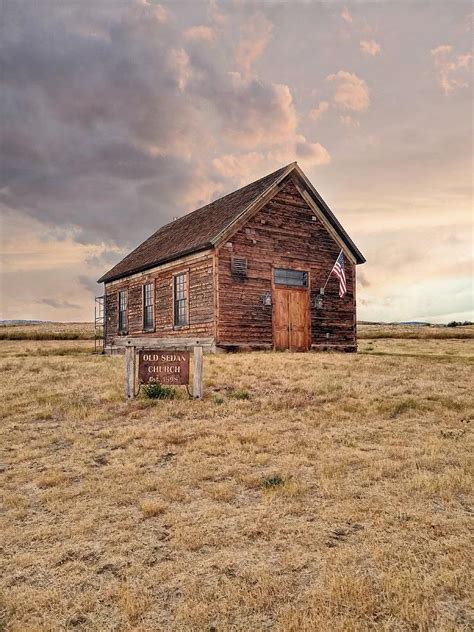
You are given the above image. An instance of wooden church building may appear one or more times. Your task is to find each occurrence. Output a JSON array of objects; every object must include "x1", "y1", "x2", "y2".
[{"x1": 98, "y1": 162, "x2": 365, "y2": 353}]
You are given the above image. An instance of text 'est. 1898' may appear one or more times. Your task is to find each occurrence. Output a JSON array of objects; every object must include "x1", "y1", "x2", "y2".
[{"x1": 138, "y1": 350, "x2": 190, "y2": 385}]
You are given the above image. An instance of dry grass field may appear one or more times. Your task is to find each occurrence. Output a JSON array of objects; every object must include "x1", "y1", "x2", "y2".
[
  {"x1": 0, "y1": 322, "x2": 95, "y2": 340},
  {"x1": 358, "y1": 324, "x2": 474, "y2": 340},
  {"x1": 2, "y1": 321, "x2": 472, "y2": 341},
  {"x1": 1, "y1": 327, "x2": 473, "y2": 631}
]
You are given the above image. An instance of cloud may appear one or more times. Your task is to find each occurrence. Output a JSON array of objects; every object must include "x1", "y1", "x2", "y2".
[
  {"x1": 208, "y1": 0, "x2": 227, "y2": 27},
  {"x1": 184, "y1": 25, "x2": 216, "y2": 44},
  {"x1": 169, "y1": 48, "x2": 191, "y2": 92},
  {"x1": 431, "y1": 44, "x2": 472, "y2": 95},
  {"x1": 213, "y1": 134, "x2": 332, "y2": 185},
  {"x1": 339, "y1": 6, "x2": 373, "y2": 38},
  {"x1": 85, "y1": 249, "x2": 124, "y2": 268},
  {"x1": 0, "y1": 1, "x2": 208, "y2": 246},
  {"x1": 465, "y1": 12, "x2": 473, "y2": 31},
  {"x1": 0, "y1": 1, "x2": 302, "y2": 250},
  {"x1": 235, "y1": 12, "x2": 273, "y2": 74},
  {"x1": 295, "y1": 138, "x2": 331, "y2": 167},
  {"x1": 212, "y1": 75, "x2": 298, "y2": 149},
  {"x1": 138, "y1": 1, "x2": 169, "y2": 23},
  {"x1": 340, "y1": 115, "x2": 360, "y2": 128},
  {"x1": 360, "y1": 39, "x2": 381, "y2": 56},
  {"x1": 358, "y1": 270, "x2": 371, "y2": 288},
  {"x1": 431, "y1": 44, "x2": 453, "y2": 57},
  {"x1": 309, "y1": 101, "x2": 329, "y2": 121},
  {"x1": 36, "y1": 298, "x2": 81, "y2": 309},
  {"x1": 327, "y1": 70, "x2": 370, "y2": 111},
  {"x1": 341, "y1": 8, "x2": 353, "y2": 24},
  {"x1": 78, "y1": 274, "x2": 101, "y2": 295},
  {"x1": 212, "y1": 152, "x2": 265, "y2": 184}
]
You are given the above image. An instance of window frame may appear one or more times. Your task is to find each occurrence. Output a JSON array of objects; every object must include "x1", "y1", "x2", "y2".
[
  {"x1": 273, "y1": 267, "x2": 309, "y2": 289},
  {"x1": 172, "y1": 270, "x2": 189, "y2": 328},
  {"x1": 142, "y1": 281, "x2": 155, "y2": 332},
  {"x1": 118, "y1": 289, "x2": 128, "y2": 333}
]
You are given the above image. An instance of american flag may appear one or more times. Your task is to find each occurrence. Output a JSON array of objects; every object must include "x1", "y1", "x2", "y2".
[{"x1": 331, "y1": 251, "x2": 347, "y2": 298}]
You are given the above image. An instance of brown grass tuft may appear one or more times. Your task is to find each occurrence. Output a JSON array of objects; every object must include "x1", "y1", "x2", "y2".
[
  {"x1": 139, "y1": 499, "x2": 168, "y2": 518},
  {"x1": 36, "y1": 470, "x2": 68, "y2": 488}
]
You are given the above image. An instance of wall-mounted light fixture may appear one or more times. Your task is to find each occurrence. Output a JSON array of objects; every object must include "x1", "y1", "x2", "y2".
[
  {"x1": 314, "y1": 288, "x2": 324, "y2": 309},
  {"x1": 262, "y1": 292, "x2": 272, "y2": 306}
]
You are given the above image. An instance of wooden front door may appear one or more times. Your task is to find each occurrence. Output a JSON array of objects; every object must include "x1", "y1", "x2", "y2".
[{"x1": 273, "y1": 288, "x2": 310, "y2": 351}]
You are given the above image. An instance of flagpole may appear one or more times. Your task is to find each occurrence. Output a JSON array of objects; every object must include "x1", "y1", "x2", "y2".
[{"x1": 321, "y1": 250, "x2": 342, "y2": 293}]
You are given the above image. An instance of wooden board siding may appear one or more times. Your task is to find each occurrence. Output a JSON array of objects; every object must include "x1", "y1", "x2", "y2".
[
  {"x1": 104, "y1": 255, "x2": 214, "y2": 348},
  {"x1": 216, "y1": 177, "x2": 356, "y2": 349}
]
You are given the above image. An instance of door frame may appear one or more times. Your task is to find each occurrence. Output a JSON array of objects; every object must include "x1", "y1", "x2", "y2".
[{"x1": 271, "y1": 266, "x2": 311, "y2": 351}]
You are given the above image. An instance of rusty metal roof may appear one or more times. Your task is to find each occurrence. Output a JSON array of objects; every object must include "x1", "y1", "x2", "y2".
[{"x1": 98, "y1": 162, "x2": 364, "y2": 283}]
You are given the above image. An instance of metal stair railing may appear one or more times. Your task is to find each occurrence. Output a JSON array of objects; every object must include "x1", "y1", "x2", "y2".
[{"x1": 94, "y1": 295, "x2": 105, "y2": 354}]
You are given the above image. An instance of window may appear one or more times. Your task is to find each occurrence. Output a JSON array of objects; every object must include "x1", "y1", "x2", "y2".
[
  {"x1": 173, "y1": 272, "x2": 188, "y2": 327},
  {"x1": 143, "y1": 282, "x2": 154, "y2": 330},
  {"x1": 274, "y1": 268, "x2": 308, "y2": 288},
  {"x1": 118, "y1": 289, "x2": 128, "y2": 332}
]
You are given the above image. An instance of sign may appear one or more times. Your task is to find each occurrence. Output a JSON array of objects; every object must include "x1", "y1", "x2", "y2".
[{"x1": 138, "y1": 350, "x2": 190, "y2": 385}]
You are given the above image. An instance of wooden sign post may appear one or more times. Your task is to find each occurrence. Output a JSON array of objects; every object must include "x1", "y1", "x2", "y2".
[
  {"x1": 125, "y1": 344, "x2": 136, "y2": 400},
  {"x1": 125, "y1": 345, "x2": 203, "y2": 400},
  {"x1": 192, "y1": 346, "x2": 203, "y2": 400}
]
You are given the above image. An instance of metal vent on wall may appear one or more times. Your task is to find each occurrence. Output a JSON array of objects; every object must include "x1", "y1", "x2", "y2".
[{"x1": 231, "y1": 256, "x2": 248, "y2": 277}]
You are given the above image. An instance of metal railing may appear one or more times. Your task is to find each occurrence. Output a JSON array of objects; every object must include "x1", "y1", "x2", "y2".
[{"x1": 94, "y1": 295, "x2": 105, "y2": 354}]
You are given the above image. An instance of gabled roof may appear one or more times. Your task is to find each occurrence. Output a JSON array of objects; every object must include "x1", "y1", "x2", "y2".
[{"x1": 98, "y1": 162, "x2": 364, "y2": 283}]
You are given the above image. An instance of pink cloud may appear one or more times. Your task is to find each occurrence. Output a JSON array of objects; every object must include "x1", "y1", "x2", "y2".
[
  {"x1": 208, "y1": 0, "x2": 227, "y2": 26},
  {"x1": 360, "y1": 39, "x2": 381, "y2": 56},
  {"x1": 169, "y1": 48, "x2": 191, "y2": 92},
  {"x1": 184, "y1": 25, "x2": 216, "y2": 44},
  {"x1": 326, "y1": 70, "x2": 370, "y2": 111},
  {"x1": 212, "y1": 152, "x2": 265, "y2": 184},
  {"x1": 309, "y1": 101, "x2": 330, "y2": 121},
  {"x1": 465, "y1": 12, "x2": 473, "y2": 32},
  {"x1": 235, "y1": 13, "x2": 273, "y2": 74},
  {"x1": 136, "y1": 1, "x2": 169, "y2": 23},
  {"x1": 341, "y1": 7, "x2": 353, "y2": 24},
  {"x1": 339, "y1": 6, "x2": 373, "y2": 37},
  {"x1": 177, "y1": 164, "x2": 224, "y2": 210},
  {"x1": 340, "y1": 115, "x2": 360, "y2": 128},
  {"x1": 431, "y1": 44, "x2": 472, "y2": 95},
  {"x1": 296, "y1": 137, "x2": 331, "y2": 167},
  {"x1": 223, "y1": 75, "x2": 298, "y2": 149}
]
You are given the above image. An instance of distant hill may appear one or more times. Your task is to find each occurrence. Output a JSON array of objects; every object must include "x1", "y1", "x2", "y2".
[
  {"x1": 358, "y1": 321, "x2": 431, "y2": 327},
  {"x1": 0, "y1": 320, "x2": 51, "y2": 326},
  {"x1": 394, "y1": 321, "x2": 430, "y2": 326}
]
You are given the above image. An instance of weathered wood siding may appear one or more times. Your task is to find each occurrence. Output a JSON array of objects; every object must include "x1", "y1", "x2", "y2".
[
  {"x1": 216, "y1": 177, "x2": 356, "y2": 349},
  {"x1": 104, "y1": 255, "x2": 214, "y2": 347}
]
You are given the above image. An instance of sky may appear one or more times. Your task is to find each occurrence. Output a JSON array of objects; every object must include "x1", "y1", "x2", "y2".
[{"x1": 1, "y1": 0, "x2": 472, "y2": 323}]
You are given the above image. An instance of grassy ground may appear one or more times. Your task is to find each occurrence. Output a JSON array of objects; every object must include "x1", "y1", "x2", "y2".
[{"x1": 1, "y1": 331, "x2": 473, "y2": 630}]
